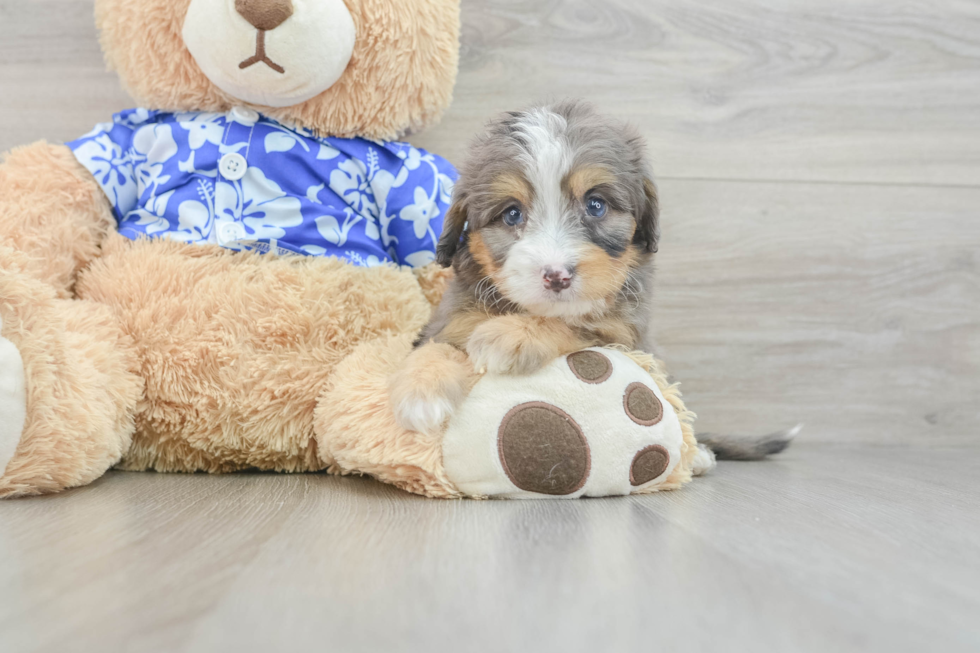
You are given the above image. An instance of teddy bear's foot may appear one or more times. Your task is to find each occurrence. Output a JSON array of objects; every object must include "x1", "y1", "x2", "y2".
[
  {"x1": 319, "y1": 339, "x2": 698, "y2": 500},
  {"x1": 0, "y1": 319, "x2": 27, "y2": 480},
  {"x1": 0, "y1": 260, "x2": 143, "y2": 498},
  {"x1": 441, "y1": 348, "x2": 699, "y2": 499},
  {"x1": 316, "y1": 333, "x2": 472, "y2": 499}
]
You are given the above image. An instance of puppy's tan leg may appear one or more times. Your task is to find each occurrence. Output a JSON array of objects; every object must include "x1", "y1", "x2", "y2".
[
  {"x1": 389, "y1": 342, "x2": 478, "y2": 434},
  {"x1": 466, "y1": 315, "x2": 593, "y2": 375}
]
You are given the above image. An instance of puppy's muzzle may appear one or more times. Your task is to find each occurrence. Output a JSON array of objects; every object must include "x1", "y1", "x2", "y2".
[{"x1": 543, "y1": 266, "x2": 574, "y2": 292}]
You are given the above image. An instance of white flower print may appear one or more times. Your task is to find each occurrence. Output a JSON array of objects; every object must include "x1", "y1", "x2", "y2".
[
  {"x1": 262, "y1": 123, "x2": 311, "y2": 154},
  {"x1": 398, "y1": 145, "x2": 423, "y2": 171},
  {"x1": 169, "y1": 179, "x2": 217, "y2": 243},
  {"x1": 317, "y1": 143, "x2": 340, "y2": 160},
  {"x1": 311, "y1": 207, "x2": 380, "y2": 247},
  {"x1": 330, "y1": 158, "x2": 379, "y2": 219},
  {"x1": 177, "y1": 151, "x2": 218, "y2": 178},
  {"x1": 216, "y1": 166, "x2": 302, "y2": 240},
  {"x1": 265, "y1": 132, "x2": 298, "y2": 153},
  {"x1": 306, "y1": 183, "x2": 325, "y2": 204},
  {"x1": 176, "y1": 113, "x2": 225, "y2": 150},
  {"x1": 129, "y1": 189, "x2": 175, "y2": 235},
  {"x1": 399, "y1": 186, "x2": 440, "y2": 240},
  {"x1": 118, "y1": 108, "x2": 152, "y2": 128},
  {"x1": 438, "y1": 174, "x2": 455, "y2": 204},
  {"x1": 344, "y1": 251, "x2": 385, "y2": 267},
  {"x1": 313, "y1": 208, "x2": 360, "y2": 246},
  {"x1": 71, "y1": 134, "x2": 137, "y2": 212},
  {"x1": 403, "y1": 250, "x2": 436, "y2": 268},
  {"x1": 131, "y1": 123, "x2": 178, "y2": 193}
]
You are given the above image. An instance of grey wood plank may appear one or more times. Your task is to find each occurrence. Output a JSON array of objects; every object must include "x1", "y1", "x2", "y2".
[
  {"x1": 1, "y1": 1, "x2": 979, "y2": 186},
  {"x1": 0, "y1": 445, "x2": 978, "y2": 653},
  {"x1": 652, "y1": 178, "x2": 980, "y2": 444},
  {"x1": 418, "y1": 0, "x2": 980, "y2": 186}
]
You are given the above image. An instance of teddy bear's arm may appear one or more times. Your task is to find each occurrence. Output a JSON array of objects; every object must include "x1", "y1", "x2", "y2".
[{"x1": 0, "y1": 142, "x2": 115, "y2": 297}]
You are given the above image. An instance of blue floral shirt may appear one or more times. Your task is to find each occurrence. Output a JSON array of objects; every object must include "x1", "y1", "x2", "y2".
[{"x1": 67, "y1": 108, "x2": 457, "y2": 267}]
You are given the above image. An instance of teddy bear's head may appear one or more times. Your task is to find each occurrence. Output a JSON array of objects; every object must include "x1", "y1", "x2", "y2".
[{"x1": 95, "y1": 0, "x2": 460, "y2": 139}]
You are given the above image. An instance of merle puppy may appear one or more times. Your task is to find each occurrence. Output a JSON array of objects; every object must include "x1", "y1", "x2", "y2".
[{"x1": 391, "y1": 100, "x2": 796, "y2": 460}]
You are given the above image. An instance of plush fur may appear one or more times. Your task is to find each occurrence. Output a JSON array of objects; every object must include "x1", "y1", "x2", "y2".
[
  {"x1": 96, "y1": 0, "x2": 460, "y2": 139},
  {"x1": 316, "y1": 333, "x2": 473, "y2": 498},
  {"x1": 0, "y1": 247, "x2": 142, "y2": 498},
  {"x1": 0, "y1": 142, "x2": 115, "y2": 296},
  {"x1": 76, "y1": 235, "x2": 434, "y2": 474}
]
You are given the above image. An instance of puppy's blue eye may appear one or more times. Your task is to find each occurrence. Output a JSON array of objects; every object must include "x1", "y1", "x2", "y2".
[
  {"x1": 587, "y1": 196, "x2": 607, "y2": 218},
  {"x1": 503, "y1": 206, "x2": 524, "y2": 226}
]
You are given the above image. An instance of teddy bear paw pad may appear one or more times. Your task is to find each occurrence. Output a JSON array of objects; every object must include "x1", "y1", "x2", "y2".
[
  {"x1": 497, "y1": 402, "x2": 590, "y2": 495},
  {"x1": 442, "y1": 348, "x2": 685, "y2": 499},
  {"x1": 0, "y1": 323, "x2": 27, "y2": 478}
]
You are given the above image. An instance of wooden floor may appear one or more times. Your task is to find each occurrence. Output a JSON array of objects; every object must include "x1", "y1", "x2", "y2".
[
  {"x1": 1, "y1": 1, "x2": 979, "y2": 651},
  {"x1": 1, "y1": 446, "x2": 979, "y2": 653}
]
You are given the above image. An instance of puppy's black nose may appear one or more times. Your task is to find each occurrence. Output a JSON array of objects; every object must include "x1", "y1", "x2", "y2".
[
  {"x1": 236, "y1": 0, "x2": 294, "y2": 31},
  {"x1": 543, "y1": 267, "x2": 573, "y2": 292}
]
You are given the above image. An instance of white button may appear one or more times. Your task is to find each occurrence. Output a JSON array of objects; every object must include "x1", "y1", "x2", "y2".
[
  {"x1": 219, "y1": 153, "x2": 247, "y2": 181},
  {"x1": 230, "y1": 106, "x2": 259, "y2": 123},
  {"x1": 217, "y1": 221, "x2": 245, "y2": 244}
]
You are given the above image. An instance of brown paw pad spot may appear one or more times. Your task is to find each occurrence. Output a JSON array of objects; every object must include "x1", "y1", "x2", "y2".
[
  {"x1": 498, "y1": 402, "x2": 590, "y2": 495},
  {"x1": 623, "y1": 382, "x2": 663, "y2": 426},
  {"x1": 630, "y1": 445, "x2": 670, "y2": 486},
  {"x1": 567, "y1": 350, "x2": 613, "y2": 384}
]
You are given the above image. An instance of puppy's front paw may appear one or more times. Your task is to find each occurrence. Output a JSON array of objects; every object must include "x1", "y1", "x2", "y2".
[
  {"x1": 388, "y1": 344, "x2": 472, "y2": 434},
  {"x1": 393, "y1": 392, "x2": 459, "y2": 435},
  {"x1": 466, "y1": 318, "x2": 555, "y2": 375}
]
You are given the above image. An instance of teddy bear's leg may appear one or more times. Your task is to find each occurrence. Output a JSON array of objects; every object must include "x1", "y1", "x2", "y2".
[
  {"x1": 0, "y1": 249, "x2": 142, "y2": 498},
  {"x1": 0, "y1": 142, "x2": 115, "y2": 297},
  {"x1": 439, "y1": 348, "x2": 700, "y2": 499},
  {"x1": 315, "y1": 334, "x2": 478, "y2": 498},
  {"x1": 0, "y1": 316, "x2": 26, "y2": 485}
]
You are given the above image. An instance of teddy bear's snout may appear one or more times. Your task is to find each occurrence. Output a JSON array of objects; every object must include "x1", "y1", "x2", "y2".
[{"x1": 235, "y1": 0, "x2": 294, "y2": 32}]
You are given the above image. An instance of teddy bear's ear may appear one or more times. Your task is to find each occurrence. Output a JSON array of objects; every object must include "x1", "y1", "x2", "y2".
[{"x1": 436, "y1": 197, "x2": 468, "y2": 267}]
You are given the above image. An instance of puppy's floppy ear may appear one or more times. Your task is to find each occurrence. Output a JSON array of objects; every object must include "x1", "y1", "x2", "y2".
[
  {"x1": 436, "y1": 197, "x2": 468, "y2": 267},
  {"x1": 633, "y1": 177, "x2": 660, "y2": 254}
]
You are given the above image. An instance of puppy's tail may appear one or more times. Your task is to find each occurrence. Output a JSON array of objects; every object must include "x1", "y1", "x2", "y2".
[{"x1": 696, "y1": 423, "x2": 802, "y2": 461}]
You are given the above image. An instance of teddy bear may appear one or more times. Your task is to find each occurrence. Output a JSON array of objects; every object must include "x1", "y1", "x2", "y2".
[{"x1": 0, "y1": 0, "x2": 704, "y2": 499}]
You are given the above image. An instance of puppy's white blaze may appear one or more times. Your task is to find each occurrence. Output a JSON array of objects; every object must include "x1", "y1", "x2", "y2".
[
  {"x1": 514, "y1": 108, "x2": 572, "y2": 236},
  {"x1": 503, "y1": 109, "x2": 593, "y2": 314}
]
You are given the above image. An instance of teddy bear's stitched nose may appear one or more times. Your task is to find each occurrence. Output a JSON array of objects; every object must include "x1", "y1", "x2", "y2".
[{"x1": 235, "y1": 0, "x2": 294, "y2": 31}]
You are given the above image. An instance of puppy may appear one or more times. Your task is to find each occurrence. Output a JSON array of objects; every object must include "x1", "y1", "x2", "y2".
[{"x1": 391, "y1": 100, "x2": 658, "y2": 433}]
